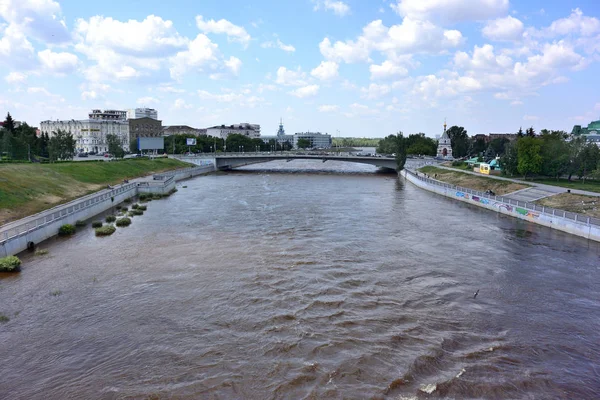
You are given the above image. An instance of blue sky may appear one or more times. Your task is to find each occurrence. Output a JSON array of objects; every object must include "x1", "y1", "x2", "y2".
[{"x1": 1, "y1": 0, "x2": 599, "y2": 138}]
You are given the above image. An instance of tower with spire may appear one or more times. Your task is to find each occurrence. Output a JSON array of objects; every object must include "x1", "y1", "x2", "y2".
[
  {"x1": 277, "y1": 118, "x2": 285, "y2": 137},
  {"x1": 436, "y1": 119, "x2": 453, "y2": 159}
]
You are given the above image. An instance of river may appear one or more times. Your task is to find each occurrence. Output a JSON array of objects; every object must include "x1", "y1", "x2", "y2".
[{"x1": 1, "y1": 160, "x2": 599, "y2": 399}]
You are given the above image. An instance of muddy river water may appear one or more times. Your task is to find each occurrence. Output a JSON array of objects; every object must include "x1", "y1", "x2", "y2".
[{"x1": 1, "y1": 161, "x2": 599, "y2": 399}]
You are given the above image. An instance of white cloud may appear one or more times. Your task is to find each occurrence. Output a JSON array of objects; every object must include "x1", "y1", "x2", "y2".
[
  {"x1": 523, "y1": 115, "x2": 539, "y2": 121},
  {"x1": 453, "y1": 44, "x2": 513, "y2": 71},
  {"x1": 370, "y1": 60, "x2": 408, "y2": 80},
  {"x1": 4, "y1": 71, "x2": 27, "y2": 84},
  {"x1": 225, "y1": 56, "x2": 242, "y2": 75},
  {"x1": 137, "y1": 96, "x2": 159, "y2": 105},
  {"x1": 169, "y1": 34, "x2": 220, "y2": 80},
  {"x1": 318, "y1": 104, "x2": 340, "y2": 112},
  {"x1": 311, "y1": 61, "x2": 339, "y2": 81},
  {"x1": 482, "y1": 16, "x2": 524, "y2": 41},
  {"x1": 75, "y1": 15, "x2": 187, "y2": 57},
  {"x1": 0, "y1": 24, "x2": 36, "y2": 68},
  {"x1": 197, "y1": 89, "x2": 265, "y2": 107},
  {"x1": 313, "y1": 0, "x2": 351, "y2": 17},
  {"x1": 545, "y1": 8, "x2": 600, "y2": 37},
  {"x1": 0, "y1": 0, "x2": 70, "y2": 44},
  {"x1": 361, "y1": 83, "x2": 391, "y2": 99},
  {"x1": 348, "y1": 103, "x2": 380, "y2": 116},
  {"x1": 196, "y1": 15, "x2": 251, "y2": 47},
  {"x1": 391, "y1": 0, "x2": 509, "y2": 23},
  {"x1": 172, "y1": 98, "x2": 193, "y2": 109},
  {"x1": 289, "y1": 84, "x2": 320, "y2": 98},
  {"x1": 158, "y1": 86, "x2": 185, "y2": 93},
  {"x1": 275, "y1": 66, "x2": 307, "y2": 86},
  {"x1": 81, "y1": 90, "x2": 97, "y2": 100},
  {"x1": 319, "y1": 19, "x2": 463, "y2": 64},
  {"x1": 38, "y1": 49, "x2": 79, "y2": 74},
  {"x1": 261, "y1": 39, "x2": 295, "y2": 53}
]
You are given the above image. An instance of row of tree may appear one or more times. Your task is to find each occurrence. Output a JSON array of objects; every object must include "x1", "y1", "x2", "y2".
[
  {"x1": 376, "y1": 133, "x2": 437, "y2": 156},
  {"x1": 499, "y1": 131, "x2": 600, "y2": 181}
]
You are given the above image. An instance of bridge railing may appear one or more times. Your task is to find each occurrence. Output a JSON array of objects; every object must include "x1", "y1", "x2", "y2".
[{"x1": 405, "y1": 169, "x2": 600, "y2": 227}]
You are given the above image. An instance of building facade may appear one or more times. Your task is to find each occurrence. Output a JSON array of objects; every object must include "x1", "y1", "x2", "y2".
[
  {"x1": 129, "y1": 117, "x2": 163, "y2": 151},
  {"x1": 293, "y1": 132, "x2": 332, "y2": 149},
  {"x1": 127, "y1": 108, "x2": 158, "y2": 120},
  {"x1": 572, "y1": 119, "x2": 600, "y2": 147},
  {"x1": 40, "y1": 109, "x2": 129, "y2": 153},
  {"x1": 163, "y1": 125, "x2": 206, "y2": 137},
  {"x1": 261, "y1": 119, "x2": 294, "y2": 146},
  {"x1": 206, "y1": 123, "x2": 261, "y2": 139},
  {"x1": 436, "y1": 121, "x2": 453, "y2": 159}
]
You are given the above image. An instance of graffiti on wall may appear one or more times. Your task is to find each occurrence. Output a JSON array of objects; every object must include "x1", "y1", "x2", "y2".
[
  {"x1": 516, "y1": 207, "x2": 539, "y2": 219},
  {"x1": 492, "y1": 202, "x2": 513, "y2": 212}
]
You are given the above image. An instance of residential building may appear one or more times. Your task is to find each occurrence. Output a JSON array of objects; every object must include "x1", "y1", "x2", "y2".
[
  {"x1": 293, "y1": 131, "x2": 332, "y2": 149},
  {"x1": 129, "y1": 117, "x2": 163, "y2": 151},
  {"x1": 206, "y1": 123, "x2": 261, "y2": 139},
  {"x1": 40, "y1": 109, "x2": 129, "y2": 153},
  {"x1": 436, "y1": 121, "x2": 453, "y2": 159},
  {"x1": 163, "y1": 125, "x2": 206, "y2": 136},
  {"x1": 127, "y1": 108, "x2": 158, "y2": 120}
]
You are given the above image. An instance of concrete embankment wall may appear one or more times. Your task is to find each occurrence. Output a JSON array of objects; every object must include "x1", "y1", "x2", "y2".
[
  {"x1": 0, "y1": 165, "x2": 214, "y2": 257},
  {"x1": 401, "y1": 169, "x2": 600, "y2": 242}
]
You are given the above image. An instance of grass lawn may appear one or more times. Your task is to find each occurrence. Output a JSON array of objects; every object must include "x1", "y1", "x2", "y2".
[
  {"x1": 528, "y1": 177, "x2": 600, "y2": 194},
  {"x1": 535, "y1": 193, "x2": 600, "y2": 219},
  {"x1": 441, "y1": 161, "x2": 472, "y2": 171},
  {"x1": 418, "y1": 166, "x2": 528, "y2": 196},
  {"x1": 0, "y1": 158, "x2": 191, "y2": 225}
]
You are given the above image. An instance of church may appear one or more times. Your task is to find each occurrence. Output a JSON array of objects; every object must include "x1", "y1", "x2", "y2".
[{"x1": 437, "y1": 121, "x2": 453, "y2": 159}]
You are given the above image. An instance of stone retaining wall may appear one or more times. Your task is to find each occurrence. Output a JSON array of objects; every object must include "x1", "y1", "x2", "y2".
[{"x1": 402, "y1": 169, "x2": 600, "y2": 242}]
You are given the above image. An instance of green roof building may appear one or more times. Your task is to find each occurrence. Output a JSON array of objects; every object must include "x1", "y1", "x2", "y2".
[{"x1": 572, "y1": 120, "x2": 600, "y2": 136}]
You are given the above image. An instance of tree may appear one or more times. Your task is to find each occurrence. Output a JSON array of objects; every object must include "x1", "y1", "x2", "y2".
[
  {"x1": 540, "y1": 130, "x2": 569, "y2": 180},
  {"x1": 297, "y1": 138, "x2": 311, "y2": 149},
  {"x1": 517, "y1": 137, "x2": 542, "y2": 178},
  {"x1": 472, "y1": 137, "x2": 487, "y2": 155},
  {"x1": 107, "y1": 134, "x2": 125, "y2": 158},
  {"x1": 488, "y1": 137, "x2": 509, "y2": 157},
  {"x1": 446, "y1": 126, "x2": 469, "y2": 158},
  {"x1": 517, "y1": 127, "x2": 524, "y2": 138},
  {"x1": 577, "y1": 143, "x2": 600, "y2": 182},
  {"x1": 48, "y1": 129, "x2": 76, "y2": 161},
  {"x1": 526, "y1": 126, "x2": 536, "y2": 137},
  {"x1": 2, "y1": 112, "x2": 15, "y2": 133},
  {"x1": 39, "y1": 132, "x2": 49, "y2": 158},
  {"x1": 499, "y1": 141, "x2": 518, "y2": 176},
  {"x1": 395, "y1": 132, "x2": 407, "y2": 171},
  {"x1": 405, "y1": 133, "x2": 437, "y2": 156}
]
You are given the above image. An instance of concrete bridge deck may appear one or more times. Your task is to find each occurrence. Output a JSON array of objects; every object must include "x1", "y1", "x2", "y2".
[{"x1": 173, "y1": 153, "x2": 398, "y2": 170}]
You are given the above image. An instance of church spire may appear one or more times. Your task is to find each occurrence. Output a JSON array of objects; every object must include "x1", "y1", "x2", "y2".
[{"x1": 444, "y1": 118, "x2": 447, "y2": 132}]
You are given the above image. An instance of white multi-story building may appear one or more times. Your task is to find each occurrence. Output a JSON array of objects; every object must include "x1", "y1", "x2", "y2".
[
  {"x1": 127, "y1": 108, "x2": 158, "y2": 120},
  {"x1": 40, "y1": 109, "x2": 130, "y2": 153},
  {"x1": 206, "y1": 123, "x2": 261, "y2": 139},
  {"x1": 293, "y1": 132, "x2": 332, "y2": 149}
]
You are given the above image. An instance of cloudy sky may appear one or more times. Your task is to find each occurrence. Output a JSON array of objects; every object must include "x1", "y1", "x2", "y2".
[{"x1": 1, "y1": 0, "x2": 599, "y2": 138}]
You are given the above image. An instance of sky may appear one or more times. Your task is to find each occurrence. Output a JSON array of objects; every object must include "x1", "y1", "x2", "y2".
[{"x1": 1, "y1": 0, "x2": 599, "y2": 138}]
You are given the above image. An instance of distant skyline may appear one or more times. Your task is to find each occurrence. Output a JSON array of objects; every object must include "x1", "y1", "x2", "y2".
[{"x1": 1, "y1": 0, "x2": 599, "y2": 137}]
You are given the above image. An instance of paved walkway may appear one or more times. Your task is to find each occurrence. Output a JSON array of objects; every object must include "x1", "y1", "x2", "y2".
[{"x1": 433, "y1": 165, "x2": 600, "y2": 198}]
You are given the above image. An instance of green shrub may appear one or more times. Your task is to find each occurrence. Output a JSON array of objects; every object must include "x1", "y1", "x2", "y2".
[
  {"x1": 92, "y1": 221, "x2": 103, "y2": 228},
  {"x1": 75, "y1": 220, "x2": 86, "y2": 227},
  {"x1": 131, "y1": 203, "x2": 139, "y2": 209},
  {"x1": 95, "y1": 225, "x2": 116, "y2": 236},
  {"x1": 182, "y1": 185, "x2": 187, "y2": 188},
  {"x1": 34, "y1": 249, "x2": 49, "y2": 256},
  {"x1": 452, "y1": 160, "x2": 465, "y2": 167},
  {"x1": 116, "y1": 217, "x2": 132, "y2": 227},
  {"x1": 0, "y1": 314, "x2": 9, "y2": 322},
  {"x1": 50, "y1": 289, "x2": 62, "y2": 296},
  {"x1": 105, "y1": 215, "x2": 116, "y2": 223},
  {"x1": 132, "y1": 209, "x2": 144, "y2": 216},
  {"x1": 152, "y1": 193, "x2": 163, "y2": 199},
  {"x1": 168, "y1": 188, "x2": 178, "y2": 195},
  {"x1": 0, "y1": 256, "x2": 22, "y2": 272},
  {"x1": 128, "y1": 211, "x2": 135, "y2": 217},
  {"x1": 121, "y1": 206, "x2": 128, "y2": 212},
  {"x1": 137, "y1": 205, "x2": 147, "y2": 211},
  {"x1": 116, "y1": 206, "x2": 122, "y2": 210},
  {"x1": 58, "y1": 224, "x2": 76, "y2": 236},
  {"x1": 138, "y1": 193, "x2": 149, "y2": 200},
  {"x1": 124, "y1": 198, "x2": 132, "y2": 203}
]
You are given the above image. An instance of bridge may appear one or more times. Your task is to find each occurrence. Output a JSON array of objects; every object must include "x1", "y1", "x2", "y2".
[{"x1": 173, "y1": 153, "x2": 398, "y2": 171}]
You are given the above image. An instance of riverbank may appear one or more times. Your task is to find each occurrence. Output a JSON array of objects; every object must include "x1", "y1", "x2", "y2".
[
  {"x1": 418, "y1": 166, "x2": 528, "y2": 195},
  {"x1": 0, "y1": 158, "x2": 190, "y2": 225},
  {"x1": 402, "y1": 169, "x2": 600, "y2": 242}
]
